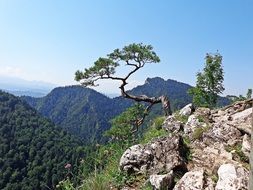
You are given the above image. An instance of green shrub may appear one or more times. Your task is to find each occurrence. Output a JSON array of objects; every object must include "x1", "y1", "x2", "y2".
[
  {"x1": 56, "y1": 178, "x2": 75, "y2": 190},
  {"x1": 141, "y1": 126, "x2": 168, "y2": 144},
  {"x1": 153, "y1": 116, "x2": 165, "y2": 130},
  {"x1": 174, "y1": 112, "x2": 189, "y2": 124},
  {"x1": 192, "y1": 126, "x2": 209, "y2": 140},
  {"x1": 141, "y1": 182, "x2": 153, "y2": 190},
  {"x1": 225, "y1": 144, "x2": 249, "y2": 163},
  {"x1": 80, "y1": 174, "x2": 110, "y2": 190},
  {"x1": 211, "y1": 174, "x2": 218, "y2": 183}
]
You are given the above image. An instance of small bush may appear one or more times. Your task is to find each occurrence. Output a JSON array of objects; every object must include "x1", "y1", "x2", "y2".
[
  {"x1": 192, "y1": 126, "x2": 209, "y2": 140},
  {"x1": 80, "y1": 174, "x2": 110, "y2": 190},
  {"x1": 141, "y1": 182, "x2": 153, "y2": 190},
  {"x1": 153, "y1": 116, "x2": 165, "y2": 130},
  {"x1": 225, "y1": 144, "x2": 249, "y2": 163},
  {"x1": 211, "y1": 174, "x2": 218, "y2": 183},
  {"x1": 141, "y1": 127, "x2": 168, "y2": 144},
  {"x1": 174, "y1": 112, "x2": 189, "y2": 124}
]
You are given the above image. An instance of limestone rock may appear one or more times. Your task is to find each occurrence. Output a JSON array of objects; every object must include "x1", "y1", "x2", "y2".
[
  {"x1": 202, "y1": 122, "x2": 241, "y2": 145},
  {"x1": 179, "y1": 103, "x2": 195, "y2": 116},
  {"x1": 191, "y1": 143, "x2": 232, "y2": 175},
  {"x1": 184, "y1": 115, "x2": 202, "y2": 135},
  {"x1": 215, "y1": 164, "x2": 249, "y2": 190},
  {"x1": 241, "y1": 134, "x2": 250, "y2": 158},
  {"x1": 119, "y1": 144, "x2": 153, "y2": 173},
  {"x1": 163, "y1": 115, "x2": 183, "y2": 133},
  {"x1": 149, "y1": 171, "x2": 174, "y2": 190},
  {"x1": 119, "y1": 136, "x2": 184, "y2": 174},
  {"x1": 173, "y1": 169, "x2": 205, "y2": 190}
]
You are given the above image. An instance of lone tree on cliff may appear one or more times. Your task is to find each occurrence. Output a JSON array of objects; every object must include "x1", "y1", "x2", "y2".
[
  {"x1": 75, "y1": 43, "x2": 172, "y2": 130},
  {"x1": 189, "y1": 52, "x2": 224, "y2": 108}
]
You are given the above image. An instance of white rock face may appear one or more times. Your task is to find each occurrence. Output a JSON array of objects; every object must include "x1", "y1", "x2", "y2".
[
  {"x1": 173, "y1": 169, "x2": 205, "y2": 190},
  {"x1": 149, "y1": 171, "x2": 173, "y2": 190},
  {"x1": 241, "y1": 134, "x2": 250, "y2": 158},
  {"x1": 184, "y1": 115, "x2": 201, "y2": 134},
  {"x1": 119, "y1": 136, "x2": 184, "y2": 174},
  {"x1": 231, "y1": 108, "x2": 252, "y2": 121},
  {"x1": 215, "y1": 164, "x2": 249, "y2": 190},
  {"x1": 163, "y1": 115, "x2": 183, "y2": 133},
  {"x1": 179, "y1": 103, "x2": 194, "y2": 116}
]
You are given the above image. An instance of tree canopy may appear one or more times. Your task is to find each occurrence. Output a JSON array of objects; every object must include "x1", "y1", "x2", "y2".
[
  {"x1": 189, "y1": 53, "x2": 224, "y2": 108},
  {"x1": 75, "y1": 43, "x2": 172, "y2": 129}
]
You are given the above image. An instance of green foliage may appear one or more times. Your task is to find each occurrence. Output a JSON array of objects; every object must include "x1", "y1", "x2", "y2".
[
  {"x1": 129, "y1": 77, "x2": 193, "y2": 112},
  {"x1": 153, "y1": 116, "x2": 165, "y2": 130},
  {"x1": 225, "y1": 144, "x2": 249, "y2": 163},
  {"x1": 211, "y1": 174, "x2": 218, "y2": 183},
  {"x1": 189, "y1": 53, "x2": 224, "y2": 108},
  {"x1": 104, "y1": 104, "x2": 145, "y2": 144},
  {"x1": 141, "y1": 122, "x2": 168, "y2": 144},
  {"x1": 174, "y1": 111, "x2": 189, "y2": 124},
  {"x1": 75, "y1": 43, "x2": 160, "y2": 87},
  {"x1": 22, "y1": 86, "x2": 128, "y2": 144},
  {"x1": 141, "y1": 182, "x2": 153, "y2": 190},
  {"x1": 57, "y1": 179, "x2": 75, "y2": 190},
  {"x1": 112, "y1": 171, "x2": 137, "y2": 189},
  {"x1": 0, "y1": 91, "x2": 85, "y2": 190},
  {"x1": 246, "y1": 89, "x2": 252, "y2": 99},
  {"x1": 192, "y1": 126, "x2": 209, "y2": 141},
  {"x1": 79, "y1": 174, "x2": 110, "y2": 190}
]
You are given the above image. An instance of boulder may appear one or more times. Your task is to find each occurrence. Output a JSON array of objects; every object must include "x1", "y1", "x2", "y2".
[
  {"x1": 202, "y1": 122, "x2": 241, "y2": 145},
  {"x1": 215, "y1": 164, "x2": 249, "y2": 190},
  {"x1": 149, "y1": 171, "x2": 174, "y2": 190},
  {"x1": 163, "y1": 115, "x2": 183, "y2": 133},
  {"x1": 190, "y1": 143, "x2": 232, "y2": 175},
  {"x1": 184, "y1": 115, "x2": 202, "y2": 135},
  {"x1": 229, "y1": 108, "x2": 252, "y2": 135},
  {"x1": 173, "y1": 169, "x2": 205, "y2": 190},
  {"x1": 241, "y1": 134, "x2": 250, "y2": 158},
  {"x1": 119, "y1": 135, "x2": 184, "y2": 174},
  {"x1": 179, "y1": 103, "x2": 195, "y2": 116}
]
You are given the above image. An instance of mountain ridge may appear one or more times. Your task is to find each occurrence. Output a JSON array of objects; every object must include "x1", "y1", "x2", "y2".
[{"x1": 21, "y1": 77, "x2": 231, "y2": 143}]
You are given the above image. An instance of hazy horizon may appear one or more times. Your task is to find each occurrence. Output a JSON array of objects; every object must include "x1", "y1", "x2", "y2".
[{"x1": 1, "y1": 1, "x2": 252, "y2": 96}]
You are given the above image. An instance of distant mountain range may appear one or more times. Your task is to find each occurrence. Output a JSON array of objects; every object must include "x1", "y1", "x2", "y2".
[
  {"x1": 21, "y1": 77, "x2": 231, "y2": 143},
  {"x1": 0, "y1": 76, "x2": 56, "y2": 97}
]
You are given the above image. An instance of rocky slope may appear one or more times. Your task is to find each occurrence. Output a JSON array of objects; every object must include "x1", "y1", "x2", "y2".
[{"x1": 119, "y1": 99, "x2": 252, "y2": 190}]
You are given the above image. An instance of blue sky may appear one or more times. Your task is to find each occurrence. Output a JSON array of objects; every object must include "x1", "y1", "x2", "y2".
[{"x1": 0, "y1": 0, "x2": 252, "y2": 95}]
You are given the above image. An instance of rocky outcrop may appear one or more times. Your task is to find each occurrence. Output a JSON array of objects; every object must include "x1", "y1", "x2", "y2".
[
  {"x1": 179, "y1": 103, "x2": 195, "y2": 116},
  {"x1": 215, "y1": 164, "x2": 249, "y2": 190},
  {"x1": 242, "y1": 134, "x2": 250, "y2": 158},
  {"x1": 119, "y1": 99, "x2": 252, "y2": 190},
  {"x1": 149, "y1": 171, "x2": 174, "y2": 190},
  {"x1": 163, "y1": 115, "x2": 183, "y2": 133},
  {"x1": 119, "y1": 135, "x2": 185, "y2": 174},
  {"x1": 174, "y1": 169, "x2": 205, "y2": 190}
]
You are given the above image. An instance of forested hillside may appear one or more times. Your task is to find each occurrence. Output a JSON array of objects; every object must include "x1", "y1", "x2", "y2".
[
  {"x1": 21, "y1": 86, "x2": 128, "y2": 143},
  {"x1": 22, "y1": 78, "x2": 230, "y2": 143},
  {"x1": 0, "y1": 91, "x2": 84, "y2": 190}
]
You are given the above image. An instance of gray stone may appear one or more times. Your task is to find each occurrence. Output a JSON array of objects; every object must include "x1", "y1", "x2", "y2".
[
  {"x1": 215, "y1": 164, "x2": 249, "y2": 190},
  {"x1": 179, "y1": 103, "x2": 195, "y2": 116},
  {"x1": 119, "y1": 136, "x2": 184, "y2": 174},
  {"x1": 163, "y1": 115, "x2": 183, "y2": 133},
  {"x1": 184, "y1": 115, "x2": 202, "y2": 135},
  {"x1": 173, "y1": 169, "x2": 205, "y2": 190},
  {"x1": 150, "y1": 171, "x2": 174, "y2": 190},
  {"x1": 241, "y1": 134, "x2": 250, "y2": 158}
]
